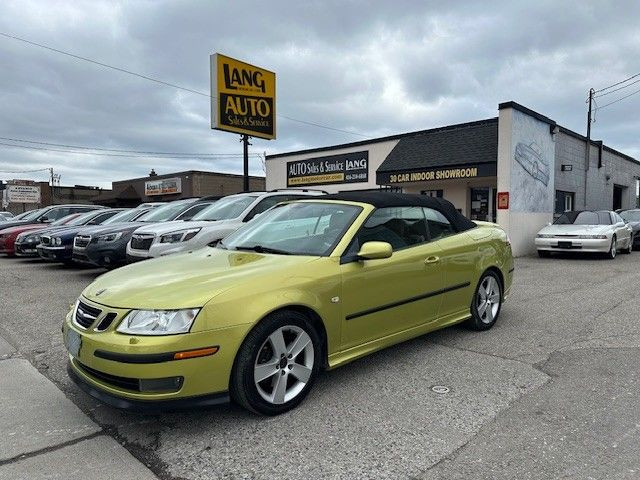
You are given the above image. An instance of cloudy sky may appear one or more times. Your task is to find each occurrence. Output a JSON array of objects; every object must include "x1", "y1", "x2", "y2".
[{"x1": 0, "y1": 0, "x2": 638, "y2": 189}]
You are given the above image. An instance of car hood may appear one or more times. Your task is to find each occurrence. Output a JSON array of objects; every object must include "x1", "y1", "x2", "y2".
[
  {"x1": 538, "y1": 224, "x2": 611, "y2": 235},
  {"x1": 0, "y1": 224, "x2": 45, "y2": 236},
  {"x1": 131, "y1": 219, "x2": 228, "y2": 235},
  {"x1": 82, "y1": 247, "x2": 318, "y2": 310},
  {"x1": 626, "y1": 221, "x2": 640, "y2": 231},
  {"x1": 78, "y1": 221, "x2": 148, "y2": 237},
  {"x1": 0, "y1": 220, "x2": 38, "y2": 232}
]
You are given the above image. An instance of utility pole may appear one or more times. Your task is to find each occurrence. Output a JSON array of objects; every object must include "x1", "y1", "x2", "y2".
[
  {"x1": 241, "y1": 134, "x2": 251, "y2": 192},
  {"x1": 584, "y1": 88, "x2": 594, "y2": 208},
  {"x1": 49, "y1": 167, "x2": 55, "y2": 205}
]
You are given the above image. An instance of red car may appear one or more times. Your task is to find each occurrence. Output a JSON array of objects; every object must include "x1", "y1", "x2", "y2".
[{"x1": 0, "y1": 213, "x2": 82, "y2": 256}]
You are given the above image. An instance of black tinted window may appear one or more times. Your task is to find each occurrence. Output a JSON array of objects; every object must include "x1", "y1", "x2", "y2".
[
  {"x1": 423, "y1": 207, "x2": 455, "y2": 240},
  {"x1": 354, "y1": 207, "x2": 428, "y2": 251}
]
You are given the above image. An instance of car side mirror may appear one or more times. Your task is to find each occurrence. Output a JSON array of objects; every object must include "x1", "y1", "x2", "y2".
[{"x1": 357, "y1": 241, "x2": 392, "y2": 260}]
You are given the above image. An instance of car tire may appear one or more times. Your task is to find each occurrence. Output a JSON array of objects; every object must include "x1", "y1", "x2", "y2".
[
  {"x1": 607, "y1": 236, "x2": 617, "y2": 259},
  {"x1": 537, "y1": 250, "x2": 550, "y2": 258},
  {"x1": 467, "y1": 270, "x2": 503, "y2": 331},
  {"x1": 230, "y1": 310, "x2": 322, "y2": 415}
]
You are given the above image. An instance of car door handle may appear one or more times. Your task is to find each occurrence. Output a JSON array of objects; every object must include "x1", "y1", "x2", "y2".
[{"x1": 424, "y1": 256, "x2": 440, "y2": 265}]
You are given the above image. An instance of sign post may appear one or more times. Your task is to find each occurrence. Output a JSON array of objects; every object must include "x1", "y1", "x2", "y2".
[{"x1": 210, "y1": 53, "x2": 276, "y2": 192}]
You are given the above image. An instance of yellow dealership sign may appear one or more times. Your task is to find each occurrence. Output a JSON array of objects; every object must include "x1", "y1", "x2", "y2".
[{"x1": 210, "y1": 54, "x2": 276, "y2": 139}]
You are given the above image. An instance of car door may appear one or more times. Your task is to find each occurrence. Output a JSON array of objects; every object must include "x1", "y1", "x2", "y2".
[
  {"x1": 423, "y1": 207, "x2": 478, "y2": 321},
  {"x1": 611, "y1": 212, "x2": 631, "y2": 247},
  {"x1": 339, "y1": 206, "x2": 444, "y2": 350}
]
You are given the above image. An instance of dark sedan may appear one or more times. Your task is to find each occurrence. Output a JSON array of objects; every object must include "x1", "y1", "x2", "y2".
[
  {"x1": 620, "y1": 209, "x2": 640, "y2": 249},
  {"x1": 72, "y1": 198, "x2": 215, "y2": 268},
  {"x1": 37, "y1": 209, "x2": 124, "y2": 264}
]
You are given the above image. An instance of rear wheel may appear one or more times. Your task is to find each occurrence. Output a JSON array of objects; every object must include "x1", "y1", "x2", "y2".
[
  {"x1": 621, "y1": 235, "x2": 632, "y2": 254},
  {"x1": 230, "y1": 310, "x2": 321, "y2": 415},
  {"x1": 467, "y1": 271, "x2": 502, "y2": 331}
]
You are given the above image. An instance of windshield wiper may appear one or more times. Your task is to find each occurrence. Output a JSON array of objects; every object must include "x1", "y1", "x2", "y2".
[{"x1": 233, "y1": 245, "x2": 292, "y2": 255}]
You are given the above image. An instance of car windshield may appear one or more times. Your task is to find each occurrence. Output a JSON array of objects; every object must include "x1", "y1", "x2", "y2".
[
  {"x1": 221, "y1": 202, "x2": 362, "y2": 256},
  {"x1": 137, "y1": 201, "x2": 193, "y2": 222},
  {"x1": 554, "y1": 211, "x2": 611, "y2": 225},
  {"x1": 50, "y1": 214, "x2": 80, "y2": 226},
  {"x1": 100, "y1": 209, "x2": 139, "y2": 224},
  {"x1": 620, "y1": 210, "x2": 640, "y2": 222},
  {"x1": 19, "y1": 209, "x2": 43, "y2": 221},
  {"x1": 64, "y1": 211, "x2": 103, "y2": 226},
  {"x1": 192, "y1": 195, "x2": 257, "y2": 221}
]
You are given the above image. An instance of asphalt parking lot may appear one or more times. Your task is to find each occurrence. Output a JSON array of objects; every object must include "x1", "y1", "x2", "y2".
[{"x1": 1, "y1": 253, "x2": 639, "y2": 480}]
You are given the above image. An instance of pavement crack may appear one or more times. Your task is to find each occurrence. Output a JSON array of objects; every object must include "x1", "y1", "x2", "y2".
[{"x1": 0, "y1": 431, "x2": 105, "y2": 467}]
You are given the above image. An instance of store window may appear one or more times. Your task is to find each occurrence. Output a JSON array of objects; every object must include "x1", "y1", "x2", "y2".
[
  {"x1": 555, "y1": 190, "x2": 575, "y2": 214},
  {"x1": 421, "y1": 189, "x2": 443, "y2": 198}
]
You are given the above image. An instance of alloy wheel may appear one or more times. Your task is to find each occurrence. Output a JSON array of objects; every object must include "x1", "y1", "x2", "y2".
[
  {"x1": 254, "y1": 325, "x2": 315, "y2": 405},
  {"x1": 476, "y1": 276, "x2": 501, "y2": 324}
]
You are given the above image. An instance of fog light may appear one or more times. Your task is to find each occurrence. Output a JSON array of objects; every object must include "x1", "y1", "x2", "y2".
[{"x1": 139, "y1": 376, "x2": 184, "y2": 393}]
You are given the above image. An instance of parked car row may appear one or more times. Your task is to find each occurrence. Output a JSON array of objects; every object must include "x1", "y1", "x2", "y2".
[
  {"x1": 0, "y1": 190, "x2": 325, "y2": 268},
  {"x1": 535, "y1": 209, "x2": 639, "y2": 259}
]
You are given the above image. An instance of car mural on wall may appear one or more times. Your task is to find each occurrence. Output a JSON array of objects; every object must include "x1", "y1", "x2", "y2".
[{"x1": 515, "y1": 141, "x2": 550, "y2": 186}]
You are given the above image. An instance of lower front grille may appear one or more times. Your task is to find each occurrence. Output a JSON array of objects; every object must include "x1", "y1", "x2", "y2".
[
  {"x1": 76, "y1": 361, "x2": 140, "y2": 391},
  {"x1": 75, "y1": 301, "x2": 102, "y2": 329}
]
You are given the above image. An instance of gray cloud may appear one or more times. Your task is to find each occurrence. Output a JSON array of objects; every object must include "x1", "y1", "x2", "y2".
[{"x1": 0, "y1": 0, "x2": 638, "y2": 190}]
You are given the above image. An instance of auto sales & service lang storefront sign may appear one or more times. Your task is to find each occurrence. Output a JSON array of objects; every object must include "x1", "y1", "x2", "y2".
[{"x1": 287, "y1": 151, "x2": 369, "y2": 186}]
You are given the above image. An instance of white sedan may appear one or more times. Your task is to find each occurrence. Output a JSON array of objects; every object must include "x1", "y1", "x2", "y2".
[{"x1": 535, "y1": 210, "x2": 633, "y2": 259}]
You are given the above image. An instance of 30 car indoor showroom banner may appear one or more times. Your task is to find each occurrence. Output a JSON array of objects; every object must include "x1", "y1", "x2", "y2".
[{"x1": 210, "y1": 53, "x2": 276, "y2": 139}]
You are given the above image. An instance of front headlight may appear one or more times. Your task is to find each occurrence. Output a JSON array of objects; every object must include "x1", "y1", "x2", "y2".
[
  {"x1": 537, "y1": 233, "x2": 554, "y2": 238},
  {"x1": 116, "y1": 308, "x2": 200, "y2": 335},
  {"x1": 32, "y1": 235, "x2": 41, "y2": 243},
  {"x1": 54, "y1": 237, "x2": 62, "y2": 246},
  {"x1": 159, "y1": 228, "x2": 201, "y2": 244},
  {"x1": 578, "y1": 234, "x2": 608, "y2": 239},
  {"x1": 97, "y1": 232, "x2": 122, "y2": 242}
]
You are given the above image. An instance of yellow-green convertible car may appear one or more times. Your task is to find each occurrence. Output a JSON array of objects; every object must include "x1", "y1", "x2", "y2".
[{"x1": 64, "y1": 192, "x2": 514, "y2": 415}]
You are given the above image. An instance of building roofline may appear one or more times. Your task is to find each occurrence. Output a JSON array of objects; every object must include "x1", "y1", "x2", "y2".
[
  {"x1": 113, "y1": 170, "x2": 266, "y2": 184},
  {"x1": 499, "y1": 101, "x2": 638, "y2": 164},
  {"x1": 265, "y1": 118, "x2": 498, "y2": 160}
]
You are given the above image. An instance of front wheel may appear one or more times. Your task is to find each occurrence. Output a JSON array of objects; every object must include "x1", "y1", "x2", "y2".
[
  {"x1": 467, "y1": 271, "x2": 502, "y2": 331},
  {"x1": 230, "y1": 311, "x2": 321, "y2": 415},
  {"x1": 606, "y1": 236, "x2": 617, "y2": 259}
]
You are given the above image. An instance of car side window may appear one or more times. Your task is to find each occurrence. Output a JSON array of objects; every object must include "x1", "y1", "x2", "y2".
[
  {"x1": 423, "y1": 207, "x2": 455, "y2": 240},
  {"x1": 47, "y1": 207, "x2": 71, "y2": 221},
  {"x1": 354, "y1": 206, "x2": 428, "y2": 251},
  {"x1": 244, "y1": 195, "x2": 306, "y2": 222}
]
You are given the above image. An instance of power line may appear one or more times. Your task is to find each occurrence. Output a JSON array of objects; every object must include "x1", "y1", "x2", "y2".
[
  {"x1": 594, "y1": 77, "x2": 640, "y2": 98},
  {"x1": 0, "y1": 136, "x2": 258, "y2": 156},
  {"x1": 595, "y1": 86, "x2": 640, "y2": 110},
  {"x1": 0, "y1": 31, "x2": 370, "y2": 139},
  {"x1": 594, "y1": 72, "x2": 640, "y2": 94},
  {"x1": 0, "y1": 167, "x2": 50, "y2": 174},
  {"x1": 0, "y1": 141, "x2": 262, "y2": 159}
]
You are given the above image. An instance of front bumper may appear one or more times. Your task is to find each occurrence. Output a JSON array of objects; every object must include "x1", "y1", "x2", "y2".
[
  {"x1": 38, "y1": 245, "x2": 73, "y2": 261},
  {"x1": 535, "y1": 237, "x2": 610, "y2": 253},
  {"x1": 67, "y1": 362, "x2": 229, "y2": 413},
  {"x1": 63, "y1": 300, "x2": 247, "y2": 410},
  {"x1": 15, "y1": 241, "x2": 39, "y2": 256}
]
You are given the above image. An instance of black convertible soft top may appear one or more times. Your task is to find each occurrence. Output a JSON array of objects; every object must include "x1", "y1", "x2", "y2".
[{"x1": 321, "y1": 191, "x2": 477, "y2": 232}]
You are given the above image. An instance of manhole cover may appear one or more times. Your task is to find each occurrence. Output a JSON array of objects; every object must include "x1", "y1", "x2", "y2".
[{"x1": 431, "y1": 385, "x2": 450, "y2": 394}]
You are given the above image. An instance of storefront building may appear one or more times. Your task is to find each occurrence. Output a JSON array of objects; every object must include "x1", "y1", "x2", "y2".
[
  {"x1": 266, "y1": 101, "x2": 640, "y2": 256},
  {"x1": 98, "y1": 170, "x2": 266, "y2": 206}
]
